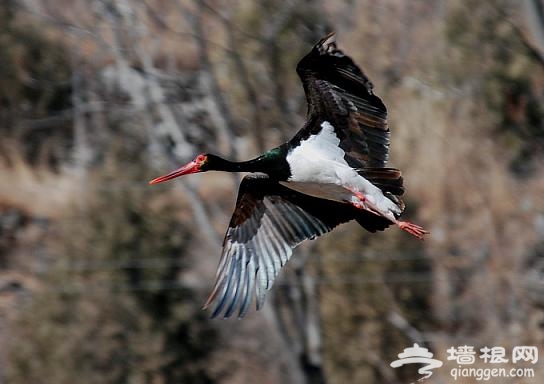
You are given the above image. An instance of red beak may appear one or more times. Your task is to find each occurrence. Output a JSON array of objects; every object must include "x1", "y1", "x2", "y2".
[{"x1": 148, "y1": 161, "x2": 201, "y2": 185}]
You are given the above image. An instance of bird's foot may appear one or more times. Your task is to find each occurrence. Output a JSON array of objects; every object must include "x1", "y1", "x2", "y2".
[
  {"x1": 397, "y1": 221, "x2": 429, "y2": 240},
  {"x1": 346, "y1": 188, "x2": 429, "y2": 240}
]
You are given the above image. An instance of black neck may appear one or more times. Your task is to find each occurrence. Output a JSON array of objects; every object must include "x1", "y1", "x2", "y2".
[
  {"x1": 207, "y1": 146, "x2": 291, "y2": 180},
  {"x1": 214, "y1": 157, "x2": 268, "y2": 173}
]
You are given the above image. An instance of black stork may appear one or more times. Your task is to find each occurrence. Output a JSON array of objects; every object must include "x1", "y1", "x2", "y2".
[{"x1": 149, "y1": 33, "x2": 428, "y2": 318}]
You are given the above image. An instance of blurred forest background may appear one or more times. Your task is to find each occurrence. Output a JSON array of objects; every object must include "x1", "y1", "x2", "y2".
[{"x1": 1, "y1": 0, "x2": 544, "y2": 383}]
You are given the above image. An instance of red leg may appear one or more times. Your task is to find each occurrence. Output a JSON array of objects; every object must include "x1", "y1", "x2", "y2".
[
  {"x1": 345, "y1": 189, "x2": 429, "y2": 240},
  {"x1": 347, "y1": 190, "x2": 383, "y2": 216},
  {"x1": 397, "y1": 221, "x2": 429, "y2": 240}
]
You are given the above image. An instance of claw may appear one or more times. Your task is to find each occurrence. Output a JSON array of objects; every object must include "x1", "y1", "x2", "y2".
[{"x1": 398, "y1": 221, "x2": 429, "y2": 240}]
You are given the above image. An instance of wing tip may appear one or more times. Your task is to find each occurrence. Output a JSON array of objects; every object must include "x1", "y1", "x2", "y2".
[
  {"x1": 203, "y1": 294, "x2": 256, "y2": 319},
  {"x1": 202, "y1": 260, "x2": 257, "y2": 319}
]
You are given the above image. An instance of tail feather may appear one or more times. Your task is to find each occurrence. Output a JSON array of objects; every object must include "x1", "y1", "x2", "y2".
[{"x1": 359, "y1": 167, "x2": 404, "y2": 196}]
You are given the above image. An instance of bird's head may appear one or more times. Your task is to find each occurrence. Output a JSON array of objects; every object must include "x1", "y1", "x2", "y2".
[{"x1": 149, "y1": 153, "x2": 215, "y2": 184}]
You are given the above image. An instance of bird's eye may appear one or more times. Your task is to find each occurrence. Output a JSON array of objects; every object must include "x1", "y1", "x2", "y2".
[{"x1": 196, "y1": 154, "x2": 206, "y2": 163}]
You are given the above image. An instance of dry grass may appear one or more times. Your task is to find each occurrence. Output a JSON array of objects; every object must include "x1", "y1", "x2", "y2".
[{"x1": 0, "y1": 141, "x2": 82, "y2": 219}]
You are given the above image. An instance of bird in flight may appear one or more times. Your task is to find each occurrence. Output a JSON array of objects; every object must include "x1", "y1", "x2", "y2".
[{"x1": 149, "y1": 32, "x2": 428, "y2": 318}]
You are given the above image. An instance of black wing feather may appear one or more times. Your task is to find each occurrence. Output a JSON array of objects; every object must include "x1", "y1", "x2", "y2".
[
  {"x1": 203, "y1": 175, "x2": 391, "y2": 318},
  {"x1": 295, "y1": 33, "x2": 390, "y2": 168}
]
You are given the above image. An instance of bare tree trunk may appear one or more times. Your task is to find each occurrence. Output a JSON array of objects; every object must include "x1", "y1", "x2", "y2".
[
  {"x1": 181, "y1": 0, "x2": 240, "y2": 162},
  {"x1": 300, "y1": 267, "x2": 326, "y2": 384},
  {"x1": 221, "y1": 8, "x2": 266, "y2": 152},
  {"x1": 95, "y1": 0, "x2": 223, "y2": 248},
  {"x1": 274, "y1": 246, "x2": 326, "y2": 384},
  {"x1": 522, "y1": 0, "x2": 544, "y2": 63},
  {"x1": 70, "y1": 49, "x2": 91, "y2": 174}
]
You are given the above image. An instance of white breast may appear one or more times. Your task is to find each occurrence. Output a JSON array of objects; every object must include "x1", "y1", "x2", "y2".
[
  {"x1": 287, "y1": 121, "x2": 345, "y2": 183},
  {"x1": 286, "y1": 121, "x2": 400, "y2": 215}
]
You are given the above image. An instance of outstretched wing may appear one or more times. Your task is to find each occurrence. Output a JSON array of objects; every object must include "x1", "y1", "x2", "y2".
[
  {"x1": 203, "y1": 175, "x2": 391, "y2": 318},
  {"x1": 294, "y1": 32, "x2": 390, "y2": 168}
]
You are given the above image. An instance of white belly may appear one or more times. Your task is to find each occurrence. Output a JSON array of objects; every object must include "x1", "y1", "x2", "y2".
[{"x1": 286, "y1": 121, "x2": 400, "y2": 215}]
